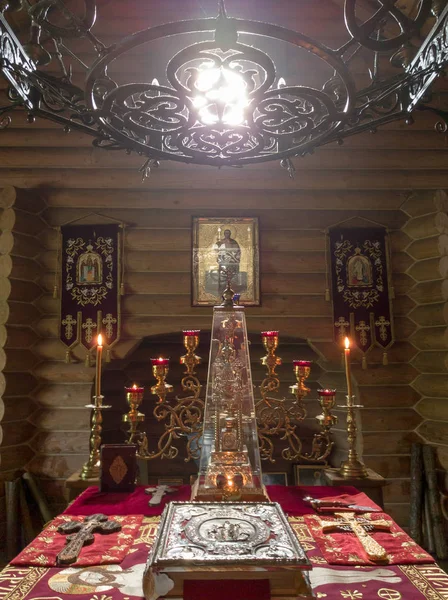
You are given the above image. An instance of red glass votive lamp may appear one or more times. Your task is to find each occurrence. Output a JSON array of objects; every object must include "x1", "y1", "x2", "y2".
[
  {"x1": 293, "y1": 359, "x2": 312, "y2": 378},
  {"x1": 183, "y1": 330, "x2": 200, "y2": 352},
  {"x1": 317, "y1": 388, "x2": 336, "y2": 397},
  {"x1": 293, "y1": 360, "x2": 312, "y2": 367},
  {"x1": 151, "y1": 357, "x2": 170, "y2": 366},
  {"x1": 125, "y1": 384, "x2": 144, "y2": 398},
  {"x1": 151, "y1": 358, "x2": 170, "y2": 377},
  {"x1": 261, "y1": 330, "x2": 279, "y2": 351},
  {"x1": 317, "y1": 388, "x2": 337, "y2": 410}
]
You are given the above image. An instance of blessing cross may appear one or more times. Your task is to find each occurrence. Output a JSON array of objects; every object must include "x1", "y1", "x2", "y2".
[
  {"x1": 320, "y1": 511, "x2": 391, "y2": 562},
  {"x1": 56, "y1": 514, "x2": 121, "y2": 566},
  {"x1": 145, "y1": 485, "x2": 177, "y2": 505}
]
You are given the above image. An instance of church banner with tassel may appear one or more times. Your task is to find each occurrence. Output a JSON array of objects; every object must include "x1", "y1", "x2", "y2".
[
  {"x1": 329, "y1": 227, "x2": 394, "y2": 365},
  {"x1": 59, "y1": 224, "x2": 121, "y2": 362}
]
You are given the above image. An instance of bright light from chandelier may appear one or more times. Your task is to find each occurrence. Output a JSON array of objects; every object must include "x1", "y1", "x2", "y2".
[{"x1": 192, "y1": 63, "x2": 249, "y2": 126}]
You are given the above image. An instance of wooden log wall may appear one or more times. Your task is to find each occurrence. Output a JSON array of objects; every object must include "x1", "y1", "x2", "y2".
[
  {"x1": 0, "y1": 186, "x2": 45, "y2": 556},
  {"x1": 2, "y1": 181, "x2": 434, "y2": 526},
  {"x1": 405, "y1": 190, "x2": 448, "y2": 495}
]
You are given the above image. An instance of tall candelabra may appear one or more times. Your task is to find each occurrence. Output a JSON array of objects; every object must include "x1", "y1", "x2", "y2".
[
  {"x1": 122, "y1": 328, "x2": 338, "y2": 468},
  {"x1": 255, "y1": 331, "x2": 337, "y2": 464},
  {"x1": 133, "y1": 332, "x2": 204, "y2": 462}
]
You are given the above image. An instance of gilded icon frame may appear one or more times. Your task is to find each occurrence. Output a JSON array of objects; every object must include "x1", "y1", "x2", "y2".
[{"x1": 192, "y1": 217, "x2": 260, "y2": 306}]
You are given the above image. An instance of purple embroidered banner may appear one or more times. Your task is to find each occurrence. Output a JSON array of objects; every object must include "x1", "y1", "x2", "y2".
[
  {"x1": 59, "y1": 224, "x2": 121, "y2": 354},
  {"x1": 329, "y1": 227, "x2": 393, "y2": 356}
]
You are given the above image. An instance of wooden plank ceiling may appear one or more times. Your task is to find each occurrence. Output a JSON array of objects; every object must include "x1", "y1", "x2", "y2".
[{"x1": 0, "y1": 0, "x2": 447, "y2": 204}]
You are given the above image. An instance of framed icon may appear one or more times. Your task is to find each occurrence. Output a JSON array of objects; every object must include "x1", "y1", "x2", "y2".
[
  {"x1": 192, "y1": 217, "x2": 260, "y2": 306},
  {"x1": 293, "y1": 464, "x2": 326, "y2": 486},
  {"x1": 262, "y1": 472, "x2": 288, "y2": 486}
]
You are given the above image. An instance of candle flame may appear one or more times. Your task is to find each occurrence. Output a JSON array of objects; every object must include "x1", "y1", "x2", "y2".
[
  {"x1": 97, "y1": 334, "x2": 103, "y2": 347},
  {"x1": 132, "y1": 383, "x2": 138, "y2": 389},
  {"x1": 344, "y1": 337, "x2": 350, "y2": 349}
]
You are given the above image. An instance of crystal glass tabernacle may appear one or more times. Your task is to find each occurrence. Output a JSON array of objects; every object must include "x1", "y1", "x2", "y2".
[{"x1": 194, "y1": 299, "x2": 265, "y2": 500}]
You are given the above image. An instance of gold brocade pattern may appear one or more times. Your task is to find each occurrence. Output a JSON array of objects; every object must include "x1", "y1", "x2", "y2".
[
  {"x1": 0, "y1": 566, "x2": 48, "y2": 600},
  {"x1": 134, "y1": 517, "x2": 160, "y2": 547},
  {"x1": 400, "y1": 565, "x2": 448, "y2": 599}
]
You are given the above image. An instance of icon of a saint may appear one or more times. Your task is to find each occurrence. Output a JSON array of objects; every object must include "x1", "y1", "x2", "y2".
[{"x1": 347, "y1": 248, "x2": 372, "y2": 287}]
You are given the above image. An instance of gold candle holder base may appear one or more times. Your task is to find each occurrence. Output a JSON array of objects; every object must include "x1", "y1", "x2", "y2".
[
  {"x1": 339, "y1": 458, "x2": 369, "y2": 479},
  {"x1": 123, "y1": 386, "x2": 145, "y2": 445},
  {"x1": 80, "y1": 395, "x2": 111, "y2": 481},
  {"x1": 338, "y1": 395, "x2": 368, "y2": 480}
]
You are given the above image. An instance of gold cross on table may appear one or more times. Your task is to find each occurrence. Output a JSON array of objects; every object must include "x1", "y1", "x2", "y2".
[{"x1": 320, "y1": 512, "x2": 391, "y2": 562}]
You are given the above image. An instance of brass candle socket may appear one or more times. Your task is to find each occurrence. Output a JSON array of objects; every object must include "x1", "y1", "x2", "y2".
[
  {"x1": 150, "y1": 363, "x2": 173, "y2": 402},
  {"x1": 290, "y1": 363, "x2": 311, "y2": 402},
  {"x1": 316, "y1": 389, "x2": 338, "y2": 432},
  {"x1": 339, "y1": 395, "x2": 368, "y2": 479},
  {"x1": 261, "y1": 332, "x2": 282, "y2": 377},
  {"x1": 123, "y1": 387, "x2": 145, "y2": 445},
  {"x1": 80, "y1": 394, "x2": 111, "y2": 480},
  {"x1": 180, "y1": 331, "x2": 202, "y2": 397}
]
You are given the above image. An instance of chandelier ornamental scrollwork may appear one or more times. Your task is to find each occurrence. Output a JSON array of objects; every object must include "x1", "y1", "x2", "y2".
[{"x1": 1, "y1": 0, "x2": 448, "y2": 172}]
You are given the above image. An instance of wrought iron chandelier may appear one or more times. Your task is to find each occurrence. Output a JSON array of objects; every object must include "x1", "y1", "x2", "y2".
[{"x1": 1, "y1": 0, "x2": 448, "y2": 177}]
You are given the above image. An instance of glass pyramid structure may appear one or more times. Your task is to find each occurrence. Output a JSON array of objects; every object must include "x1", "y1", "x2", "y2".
[{"x1": 193, "y1": 286, "x2": 266, "y2": 501}]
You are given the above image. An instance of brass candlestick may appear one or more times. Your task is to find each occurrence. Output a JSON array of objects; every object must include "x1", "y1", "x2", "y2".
[
  {"x1": 80, "y1": 394, "x2": 111, "y2": 480},
  {"x1": 339, "y1": 393, "x2": 368, "y2": 478},
  {"x1": 180, "y1": 330, "x2": 202, "y2": 397},
  {"x1": 150, "y1": 358, "x2": 173, "y2": 402},
  {"x1": 290, "y1": 360, "x2": 312, "y2": 403},
  {"x1": 123, "y1": 385, "x2": 145, "y2": 444},
  {"x1": 261, "y1": 331, "x2": 282, "y2": 379}
]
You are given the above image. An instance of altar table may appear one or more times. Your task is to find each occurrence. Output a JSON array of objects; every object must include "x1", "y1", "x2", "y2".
[{"x1": 1, "y1": 485, "x2": 448, "y2": 600}]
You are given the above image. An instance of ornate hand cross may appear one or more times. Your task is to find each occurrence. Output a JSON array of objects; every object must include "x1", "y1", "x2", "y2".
[
  {"x1": 320, "y1": 511, "x2": 391, "y2": 562},
  {"x1": 56, "y1": 514, "x2": 121, "y2": 566},
  {"x1": 145, "y1": 485, "x2": 177, "y2": 505}
]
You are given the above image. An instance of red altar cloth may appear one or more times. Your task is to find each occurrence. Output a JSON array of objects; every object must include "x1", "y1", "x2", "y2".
[
  {"x1": 11, "y1": 515, "x2": 143, "y2": 567},
  {"x1": 305, "y1": 513, "x2": 434, "y2": 566},
  {"x1": 64, "y1": 484, "x2": 364, "y2": 517},
  {"x1": 2, "y1": 484, "x2": 446, "y2": 600},
  {"x1": 64, "y1": 485, "x2": 192, "y2": 516}
]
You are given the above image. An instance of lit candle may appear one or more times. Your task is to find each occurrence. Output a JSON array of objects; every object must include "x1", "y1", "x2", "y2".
[
  {"x1": 344, "y1": 337, "x2": 353, "y2": 400},
  {"x1": 150, "y1": 357, "x2": 170, "y2": 367},
  {"x1": 95, "y1": 334, "x2": 103, "y2": 398},
  {"x1": 125, "y1": 383, "x2": 144, "y2": 394}
]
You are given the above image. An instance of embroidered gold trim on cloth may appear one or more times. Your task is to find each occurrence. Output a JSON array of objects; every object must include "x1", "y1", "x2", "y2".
[
  {"x1": 400, "y1": 564, "x2": 448, "y2": 599},
  {"x1": 0, "y1": 566, "x2": 48, "y2": 600},
  {"x1": 328, "y1": 225, "x2": 394, "y2": 364}
]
